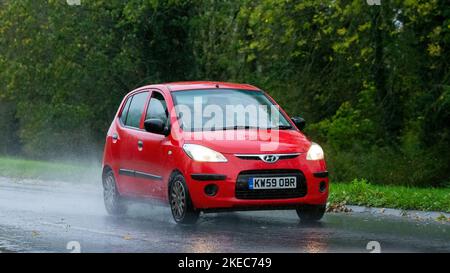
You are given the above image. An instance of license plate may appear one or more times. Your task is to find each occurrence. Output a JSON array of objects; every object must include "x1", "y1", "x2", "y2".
[{"x1": 249, "y1": 177, "x2": 297, "y2": 190}]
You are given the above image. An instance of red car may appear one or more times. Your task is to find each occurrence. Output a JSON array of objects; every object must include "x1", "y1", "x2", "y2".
[{"x1": 102, "y1": 82, "x2": 329, "y2": 224}]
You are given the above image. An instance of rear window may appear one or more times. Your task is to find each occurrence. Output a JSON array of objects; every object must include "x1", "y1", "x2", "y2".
[
  {"x1": 124, "y1": 92, "x2": 149, "y2": 128},
  {"x1": 120, "y1": 96, "x2": 132, "y2": 125}
]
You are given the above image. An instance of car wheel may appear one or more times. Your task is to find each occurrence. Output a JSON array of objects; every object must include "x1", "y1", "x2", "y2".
[
  {"x1": 103, "y1": 169, "x2": 127, "y2": 216},
  {"x1": 169, "y1": 174, "x2": 199, "y2": 224},
  {"x1": 296, "y1": 205, "x2": 326, "y2": 222}
]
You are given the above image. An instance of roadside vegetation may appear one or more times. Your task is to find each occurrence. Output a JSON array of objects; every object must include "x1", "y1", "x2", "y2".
[
  {"x1": 0, "y1": 157, "x2": 99, "y2": 183},
  {"x1": 0, "y1": 1, "x2": 449, "y2": 189},
  {"x1": 330, "y1": 179, "x2": 450, "y2": 213}
]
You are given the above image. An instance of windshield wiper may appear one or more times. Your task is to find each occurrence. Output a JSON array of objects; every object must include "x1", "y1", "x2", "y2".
[
  {"x1": 225, "y1": 125, "x2": 259, "y2": 130},
  {"x1": 269, "y1": 125, "x2": 293, "y2": 130},
  {"x1": 195, "y1": 125, "x2": 292, "y2": 131},
  {"x1": 210, "y1": 125, "x2": 260, "y2": 131}
]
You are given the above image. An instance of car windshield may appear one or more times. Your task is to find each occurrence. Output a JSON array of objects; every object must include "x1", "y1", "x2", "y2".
[{"x1": 172, "y1": 89, "x2": 292, "y2": 132}]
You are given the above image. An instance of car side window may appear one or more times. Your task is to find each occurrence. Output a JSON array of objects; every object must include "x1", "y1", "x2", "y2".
[
  {"x1": 120, "y1": 96, "x2": 132, "y2": 125},
  {"x1": 125, "y1": 91, "x2": 149, "y2": 128},
  {"x1": 146, "y1": 92, "x2": 168, "y2": 124}
]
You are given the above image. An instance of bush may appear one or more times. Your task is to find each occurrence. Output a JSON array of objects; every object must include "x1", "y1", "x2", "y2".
[
  {"x1": 0, "y1": 100, "x2": 21, "y2": 155},
  {"x1": 326, "y1": 144, "x2": 448, "y2": 187},
  {"x1": 309, "y1": 87, "x2": 449, "y2": 187}
]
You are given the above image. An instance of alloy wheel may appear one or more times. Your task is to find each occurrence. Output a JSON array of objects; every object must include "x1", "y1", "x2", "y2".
[
  {"x1": 104, "y1": 174, "x2": 116, "y2": 210},
  {"x1": 171, "y1": 179, "x2": 186, "y2": 220}
]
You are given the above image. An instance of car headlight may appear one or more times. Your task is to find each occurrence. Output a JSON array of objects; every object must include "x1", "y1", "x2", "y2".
[
  {"x1": 183, "y1": 144, "x2": 228, "y2": 162},
  {"x1": 306, "y1": 143, "x2": 324, "y2": 161}
]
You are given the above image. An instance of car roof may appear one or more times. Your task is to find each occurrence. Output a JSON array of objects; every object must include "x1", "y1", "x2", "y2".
[{"x1": 136, "y1": 81, "x2": 261, "y2": 93}]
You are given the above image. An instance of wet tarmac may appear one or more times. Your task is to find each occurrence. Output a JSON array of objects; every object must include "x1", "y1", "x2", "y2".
[{"x1": 0, "y1": 177, "x2": 449, "y2": 253}]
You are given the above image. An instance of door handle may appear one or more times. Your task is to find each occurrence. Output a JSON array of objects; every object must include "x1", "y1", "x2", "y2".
[{"x1": 137, "y1": 140, "x2": 144, "y2": 151}]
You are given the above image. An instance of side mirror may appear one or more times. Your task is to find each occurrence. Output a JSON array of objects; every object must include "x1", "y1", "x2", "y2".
[
  {"x1": 144, "y1": 119, "x2": 170, "y2": 136},
  {"x1": 291, "y1": 117, "x2": 306, "y2": 131}
]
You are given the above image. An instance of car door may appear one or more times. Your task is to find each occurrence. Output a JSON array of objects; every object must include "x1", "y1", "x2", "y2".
[
  {"x1": 110, "y1": 94, "x2": 134, "y2": 195},
  {"x1": 131, "y1": 90, "x2": 170, "y2": 199},
  {"x1": 117, "y1": 91, "x2": 150, "y2": 196}
]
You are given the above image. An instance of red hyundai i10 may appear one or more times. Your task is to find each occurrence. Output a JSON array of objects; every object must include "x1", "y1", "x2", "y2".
[{"x1": 102, "y1": 82, "x2": 329, "y2": 224}]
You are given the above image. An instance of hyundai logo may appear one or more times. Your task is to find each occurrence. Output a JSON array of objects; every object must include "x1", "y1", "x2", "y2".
[{"x1": 260, "y1": 155, "x2": 280, "y2": 163}]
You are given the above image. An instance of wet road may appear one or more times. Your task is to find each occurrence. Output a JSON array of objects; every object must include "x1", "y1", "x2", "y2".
[{"x1": 0, "y1": 177, "x2": 449, "y2": 253}]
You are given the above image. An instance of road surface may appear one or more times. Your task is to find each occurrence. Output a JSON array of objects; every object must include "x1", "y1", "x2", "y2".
[{"x1": 0, "y1": 177, "x2": 449, "y2": 253}]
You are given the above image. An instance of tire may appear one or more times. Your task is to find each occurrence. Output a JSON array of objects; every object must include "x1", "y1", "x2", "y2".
[
  {"x1": 169, "y1": 174, "x2": 199, "y2": 224},
  {"x1": 103, "y1": 169, "x2": 127, "y2": 216},
  {"x1": 296, "y1": 205, "x2": 326, "y2": 222}
]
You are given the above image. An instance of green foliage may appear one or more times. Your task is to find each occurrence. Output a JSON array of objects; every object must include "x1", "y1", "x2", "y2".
[
  {"x1": 328, "y1": 145, "x2": 447, "y2": 187},
  {"x1": 0, "y1": 99, "x2": 20, "y2": 155},
  {"x1": 0, "y1": 0, "x2": 449, "y2": 186},
  {"x1": 308, "y1": 85, "x2": 378, "y2": 150},
  {"x1": 0, "y1": 0, "x2": 195, "y2": 158}
]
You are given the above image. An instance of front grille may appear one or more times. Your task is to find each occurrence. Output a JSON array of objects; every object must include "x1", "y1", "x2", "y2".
[
  {"x1": 235, "y1": 170, "x2": 307, "y2": 200},
  {"x1": 235, "y1": 153, "x2": 300, "y2": 162}
]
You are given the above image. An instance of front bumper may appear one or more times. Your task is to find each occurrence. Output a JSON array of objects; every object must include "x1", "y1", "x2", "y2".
[{"x1": 181, "y1": 153, "x2": 329, "y2": 210}]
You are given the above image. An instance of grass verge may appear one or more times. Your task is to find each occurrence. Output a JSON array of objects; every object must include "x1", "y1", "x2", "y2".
[
  {"x1": 330, "y1": 179, "x2": 450, "y2": 213},
  {"x1": 0, "y1": 156, "x2": 99, "y2": 183}
]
